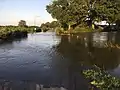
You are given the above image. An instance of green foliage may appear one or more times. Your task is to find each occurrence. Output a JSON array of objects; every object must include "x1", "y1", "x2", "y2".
[
  {"x1": 83, "y1": 66, "x2": 120, "y2": 90},
  {"x1": 46, "y1": 0, "x2": 85, "y2": 28},
  {"x1": 40, "y1": 22, "x2": 50, "y2": 32},
  {"x1": 55, "y1": 27, "x2": 64, "y2": 35},
  {"x1": 0, "y1": 26, "x2": 35, "y2": 40},
  {"x1": 55, "y1": 27, "x2": 94, "y2": 35},
  {"x1": 50, "y1": 21, "x2": 60, "y2": 28},
  {"x1": 74, "y1": 27, "x2": 93, "y2": 32},
  {"x1": 46, "y1": 0, "x2": 120, "y2": 30},
  {"x1": 40, "y1": 21, "x2": 60, "y2": 32},
  {"x1": 94, "y1": 0, "x2": 120, "y2": 23}
]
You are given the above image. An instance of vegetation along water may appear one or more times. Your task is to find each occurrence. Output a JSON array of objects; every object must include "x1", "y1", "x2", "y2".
[
  {"x1": 1, "y1": 0, "x2": 120, "y2": 90},
  {"x1": 45, "y1": 0, "x2": 120, "y2": 89},
  {"x1": 46, "y1": 0, "x2": 120, "y2": 34}
]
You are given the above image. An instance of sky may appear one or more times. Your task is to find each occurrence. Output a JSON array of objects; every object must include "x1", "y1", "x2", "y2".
[{"x1": 0, "y1": 0, "x2": 54, "y2": 26}]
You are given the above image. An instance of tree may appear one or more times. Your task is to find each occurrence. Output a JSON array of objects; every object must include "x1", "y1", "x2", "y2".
[
  {"x1": 50, "y1": 21, "x2": 60, "y2": 28},
  {"x1": 46, "y1": 0, "x2": 93, "y2": 29},
  {"x1": 40, "y1": 22, "x2": 50, "y2": 32},
  {"x1": 45, "y1": 22, "x2": 51, "y2": 28},
  {"x1": 46, "y1": 0, "x2": 120, "y2": 30},
  {"x1": 46, "y1": 0, "x2": 76, "y2": 30},
  {"x1": 93, "y1": 0, "x2": 120, "y2": 24},
  {"x1": 18, "y1": 20, "x2": 27, "y2": 27}
]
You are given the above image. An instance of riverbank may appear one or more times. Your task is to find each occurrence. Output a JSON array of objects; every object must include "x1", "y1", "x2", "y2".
[
  {"x1": 0, "y1": 26, "x2": 35, "y2": 41},
  {"x1": 0, "y1": 31, "x2": 28, "y2": 41},
  {"x1": 55, "y1": 27, "x2": 102, "y2": 35}
]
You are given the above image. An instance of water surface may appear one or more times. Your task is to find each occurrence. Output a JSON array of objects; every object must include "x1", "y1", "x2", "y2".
[{"x1": 0, "y1": 32, "x2": 120, "y2": 90}]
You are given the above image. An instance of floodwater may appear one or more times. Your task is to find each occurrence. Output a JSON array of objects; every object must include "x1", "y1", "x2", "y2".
[{"x1": 0, "y1": 32, "x2": 120, "y2": 90}]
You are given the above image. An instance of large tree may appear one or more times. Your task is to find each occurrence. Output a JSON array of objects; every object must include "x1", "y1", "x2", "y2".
[
  {"x1": 93, "y1": 0, "x2": 120, "y2": 24},
  {"x1": 46, "y1": 0, "x2": 77, "y2": 30},
  {"x1": 46, "y1": 0, "x2": 120, "y2": 29}
]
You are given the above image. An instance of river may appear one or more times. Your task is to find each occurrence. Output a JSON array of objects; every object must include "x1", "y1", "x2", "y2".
[{"x1": 0, "y1": 32, "x2": 120, "y2": 90}]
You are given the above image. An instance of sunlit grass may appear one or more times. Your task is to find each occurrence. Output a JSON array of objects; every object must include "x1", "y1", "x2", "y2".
[{"x1": 104, "y1": 42, "x2": 120, "y2": 49}]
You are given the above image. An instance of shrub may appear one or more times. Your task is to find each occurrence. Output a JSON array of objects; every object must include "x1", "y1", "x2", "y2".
[
  {"x1": 83, "y1": 66, "x2": 120, "y2": 90},
  {"x1": 0, "y1": 26, "x2": 33, "y2": 39},
  {"x1": 74, "y1": 27, "x2": 93, "y2": 32},
  {"x1": 55, "y1": 27, "x2": 64, "y2": 35}
]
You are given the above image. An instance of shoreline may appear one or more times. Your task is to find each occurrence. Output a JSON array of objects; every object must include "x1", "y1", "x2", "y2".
[{"x1": 0, "y1": 31, "x2": 28, "y2": 41}]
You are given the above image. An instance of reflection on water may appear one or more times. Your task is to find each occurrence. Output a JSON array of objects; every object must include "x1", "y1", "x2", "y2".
[
  {"x1": 93, "y1": 32, "x2": 108, "y2": 47},
  {"x1": 57, "y1": 32, "x2": 120, "y2": 70},
  {"x1": 0, "y1": 32, "x2": 120, "y2": 89},
  {"x1": 0, "y1": 80, "x2": 67, "y2": 90}
]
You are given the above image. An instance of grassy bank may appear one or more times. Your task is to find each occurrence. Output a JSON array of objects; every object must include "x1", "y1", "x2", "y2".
[
  {"x1": 55, "y1": 27, "x2": 102, "y2": 35},
  {"x1": 0, "y1": 26, "x2": 35, "y2": 40}
]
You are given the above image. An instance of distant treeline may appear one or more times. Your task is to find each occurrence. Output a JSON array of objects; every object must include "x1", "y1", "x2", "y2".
[
  {"x1": 0, "y1": 20, "x2": 60, "y2": 40},
  {"x1": 0, "y1": 26, "x2": 31, "y2": 40},
  {"x1": 40, "y1": 21, "x2": 59, "y2": 32},
  {"x1": 0, "y1": 20, "x2": 42, "y2": 40}
]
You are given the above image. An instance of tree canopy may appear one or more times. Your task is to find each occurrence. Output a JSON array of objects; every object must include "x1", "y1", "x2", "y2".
[
  {"x1": 46, "y1": 0, "x2": 120, "y2": 29},
  {"x1": 40, "y1": 21, "x2": 60, "y2": 32}
]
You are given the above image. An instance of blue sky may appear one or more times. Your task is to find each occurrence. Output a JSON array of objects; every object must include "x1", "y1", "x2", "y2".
[{"x1": 0, "y1": 0, "x2": 54, "y2": 26}]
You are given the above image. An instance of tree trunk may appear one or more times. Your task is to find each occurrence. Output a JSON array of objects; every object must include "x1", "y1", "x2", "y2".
[
  {"x1": 92, "y1": 24, "x2": 95, "y2": 29},
  {"x1": 68, "y1": 24, "x2": 71, "y2": 33},
  {"x1": 68, "y1": 24, "x2": 71, "y2": 30},
  {"x1": 88, "y1": 20, "x2": 92, "y2": 28}
]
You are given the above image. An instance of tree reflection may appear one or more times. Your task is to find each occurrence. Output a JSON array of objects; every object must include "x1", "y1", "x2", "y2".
[
  {"x1": 56, "y1": 32, "x2": 120, "y2": 70},
  {"x1": 0, "y1": 80, "x2": 67, "y2": 90}
]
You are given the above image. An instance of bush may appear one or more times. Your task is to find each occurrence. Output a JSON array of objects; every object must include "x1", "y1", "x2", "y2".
[
  {"x1": 74, "y1": 27, "x2": 93, "y2": 32},
  {"x1": 55, "y1": 27, "x2": 64, "y2": 35},
  {"x1": 0, "y1": 26, "x2": 33, "y2": 40},
  {"x1": 83, "y1": 66, "x2": 120, "y2": 90}
]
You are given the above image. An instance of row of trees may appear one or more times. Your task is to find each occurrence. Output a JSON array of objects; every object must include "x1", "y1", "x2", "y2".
[
  {"x1": 18, "y1": 20, "x2": 60, "y2": 32},
  {"x1": 0, "y1": 19, "x2": 59, "y2": 40},
  {"x1": 46, "y1": 0, "x2": 120, "y2": 30},
  {"x1": 0, "y1": 20, "x2": 37, "y2": 40}
]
